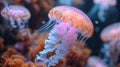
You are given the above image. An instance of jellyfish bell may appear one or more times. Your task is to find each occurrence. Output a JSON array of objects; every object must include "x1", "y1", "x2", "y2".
[
  {"x1": 87, "y1": 56, "x2": 108, "y2": 67},
  {"x1": 94, "y1": 0, "x2": 117, "y2": 6},
  {"x1": 1, "y1": 5, "x2": 31, "y2": 29},
  {"x1": 100, "y1": 22, "x2": 120, "y2": 42},
  {"x1": 37, "y1": 6, "x2": 94, "y2": 38}
]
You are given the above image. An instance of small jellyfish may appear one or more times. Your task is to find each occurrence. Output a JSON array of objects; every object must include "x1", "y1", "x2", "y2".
[
  {"x1": 35, "y1": 6, "x2": 94, "y2": 67},
  {"x1": 100, "y1": 22, "x2": 120, "y2": 66},
  {"x1": 1, "y1": 5, "x2": 31, "y2": 29},
  {"x1": 100, "y1": 22, "x2": 120, "y2": 42},
  {"x1": 88, "y1": 0, "x2": 117, "y2": 22},
  {"x1": 1, "y1": 5, "x2": 32, "y2": 41},
  {"x1": 87, "y1": 56, "x2": 108, "y2": 67}
]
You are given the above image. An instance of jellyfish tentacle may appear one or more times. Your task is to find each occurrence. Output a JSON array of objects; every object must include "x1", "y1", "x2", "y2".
[
  {"x1": 37, "y1": 19, "x2": 54, "y2": 33},
  {"x1": 9, "y1": 18, "x2": 17, "y2": 28},
  {"x1": 84, "y1": 37, "x2": 88, "y2": 42},
  {"x1": 80, "y1": 32, "x2": 88, "y2": 42},
  {"x1": 17, "y1": 20, "x2": 25, "y2": 29}
]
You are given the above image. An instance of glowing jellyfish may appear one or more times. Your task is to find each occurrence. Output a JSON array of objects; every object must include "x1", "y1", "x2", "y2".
[
  {"x1": 1, "y1": 5, "x2": 31, "y2": 29},
  {"x1": 89, "y1": 0, "x2": 117, "y2": 22},
  {"x1": 35, "y1": 6, "x2": 94, "y2": 67},
  {"x1": 100, "y1": 22, "x2": 120, "y2": 67}
]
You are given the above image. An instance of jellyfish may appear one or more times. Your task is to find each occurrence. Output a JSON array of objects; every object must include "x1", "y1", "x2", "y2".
[
  {"x1": 100, "y1": 22, "x2": 120, "y2": 42},
  {"x1": 33, "y1": 6, "x2": 93, "y2": 39},
  {"x1": 88, "y1": 0, "x2": 117, "y2": 22},
  {"x1": 1, "y1": 5, "x2": 31, "y2": 29},
  {"x1": 35, "y1": 6, "x2": 94, "y2": 67},
  {"x1": 87, "y1": 56, "x2": 108, "y2": 67},
  {"x1": 100, "y1": 22, "x2": 120, "y2": 66},
  {"x1": 1, "y1": 5, "x2": 32, "y2": 41}
]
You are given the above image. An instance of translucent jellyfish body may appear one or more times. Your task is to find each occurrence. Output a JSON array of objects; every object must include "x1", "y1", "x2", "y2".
[
  {"x1": 100, "y1": 23, "x2": 120, "y2": 66},
  {"x1": 35, "y1": 22, "x2": 78, "y2": 67},
  {"x1": 35, "y1": 6, "x2": 94, "y2": 67},
  {"x1": 1, "y1": 5, "x2": 31, "y2": 29},
  {"x1": 100, "y1": 23, "x2": 120, "y2": 42},
  {"x1": 89, "y1": 0, "x2": 117, "y2": 22}
]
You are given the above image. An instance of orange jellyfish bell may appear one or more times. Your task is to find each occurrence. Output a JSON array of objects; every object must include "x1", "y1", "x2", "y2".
[
  {"x1": 100, "y1": 22, "x2": 120, "y2": 42},
  {"x1": 48, "y1": 6, "x2": 94, "y2": 38}
]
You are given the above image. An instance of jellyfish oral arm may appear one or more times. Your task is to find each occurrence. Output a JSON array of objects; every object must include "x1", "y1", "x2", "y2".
[
  {"x1": 35, "y1": 22, "x2": 78, "y2": 67},
  {"x1": 17, "y1": 20, "x2": 27, "y2": 29},
  {"x1": 9, "y1": 18, "x2": 17, "y2": 28}
]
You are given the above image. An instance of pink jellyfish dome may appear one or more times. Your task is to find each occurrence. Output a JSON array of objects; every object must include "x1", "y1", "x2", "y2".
[
  {"x1": 1, "y1": 5, "x2": 31, "y2": 20},
  {"x1": 48, "y1": 6, "x2": 94, "y2": 38},
  {"x1": 100, "y1": 22, "x2": 120, "y2": 42}
]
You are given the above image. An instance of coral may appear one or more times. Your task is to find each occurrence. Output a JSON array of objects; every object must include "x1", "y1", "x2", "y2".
[
  {"x1": 22, "y1": 61, "x2": 37, "y2": 67},
  {"x1": 0, "y1": 37, "x2": 4, "y2": 50},
  {"x1": 3, "y1": 55, "x2": 24, "y2": 67},
  {"x1": 55, "y1": 58, "x2": 67, "y2": 67},
  {"x1": 1, "y1": 48, "x2": 17, "y2": 63},
  {"x1": 66, "y1": 46, "x2": 91, "y2": 67},
  {"x1": 117, "y1": 63, "x2": 120, "y2": 67},
  {"x1": 28, "y1": 32, "x2": 48, "y2": 61},
  {"x1": 25, "y1": 0, "x2": 54, "y2": 13},
  {"x1": 17, "y1": 28, "x2": 32, "y2": 41}
]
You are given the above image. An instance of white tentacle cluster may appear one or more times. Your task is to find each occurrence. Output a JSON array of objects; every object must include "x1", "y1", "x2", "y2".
[{"x1": 35, "y1": 22, "x2": 78, "y2": 67}]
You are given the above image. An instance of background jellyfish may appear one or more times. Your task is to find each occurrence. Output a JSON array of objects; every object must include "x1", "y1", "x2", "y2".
[
  {"x1": 35, "y1": 6, "x2": 94, "y2": 67},
  {"x1": 88, "y1": 0, "x2": 117, "y2": 22},
  {"x1": 100, "y1": 22, "x2": 120, "y2": 67},
  {"x1": 1, "y1": 5, "x2": 32, "y2": 40},
  {"x1": 1, "y1": 5, "x2": 31, "y2": 29},
  {"x1": 87, "y1": 56, "x2": 108, "y2": 67}
]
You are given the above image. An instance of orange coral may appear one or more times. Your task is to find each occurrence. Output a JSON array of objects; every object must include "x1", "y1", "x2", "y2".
[
  {"x1": 66, "y1": 46, "x2": 91, "y2": 67},
  {"x1": 55, "y1": 58, "x2": 67, "y2": 67},
  {"x1": 0, "y1": 37, "x2": 4, "y2": 50},
  {"x1": 17, "y1": 28, "x2": 32, "y2": 41},
  {"x1": 117, "y1": 63, "x2": 120, "y2": 67},
  {"x1": 1, "y1": 48, "x2": 17, "y2": 63},
  {"x1": 3, "y1": 55, "x2": 24, "y2": 67},
  {"x1": 29, "y1": 32, "x2": 48, "y2": 61},
  {"x1": 22, "y1": 61, "x2": 37, "y2": 67},
  {"x1": 17, "y1": 28, "x2": 33, "y2": 47}
]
